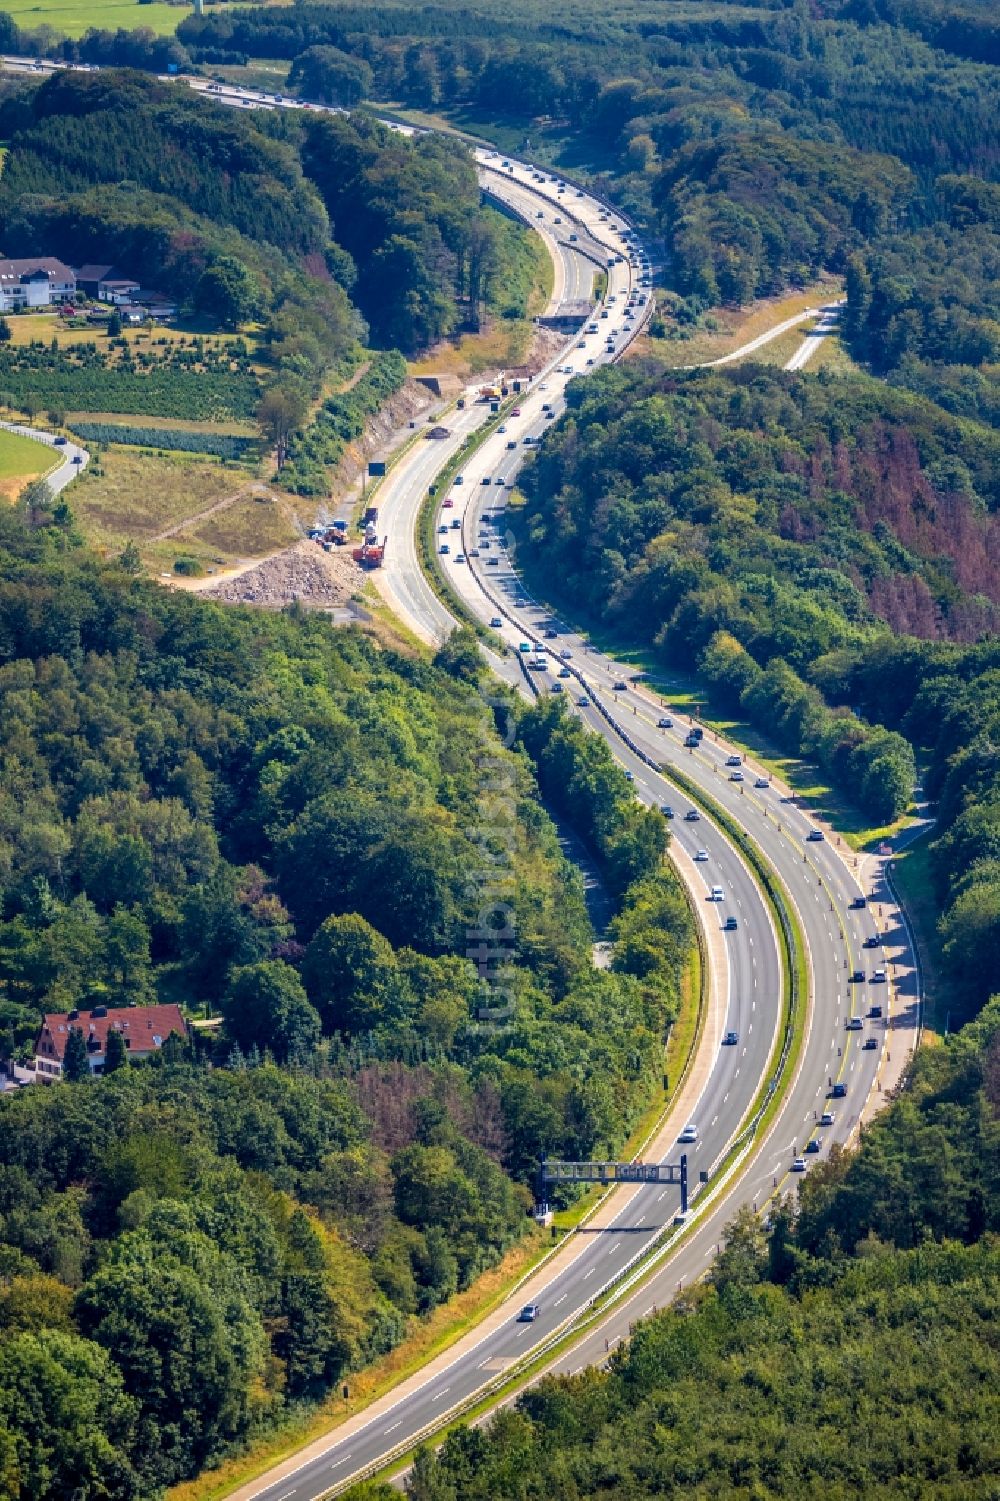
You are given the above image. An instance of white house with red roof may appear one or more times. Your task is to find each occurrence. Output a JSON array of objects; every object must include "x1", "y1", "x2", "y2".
[{"x1": 34, "y1": 1003, "x2": 187, "y2": 1081}]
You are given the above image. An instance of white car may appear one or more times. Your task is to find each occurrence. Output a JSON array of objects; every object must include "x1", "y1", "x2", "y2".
[
  {"x1": 678, "y1": 1123, "x2": 698, "y2": 1144},
  {"x1": 694, "y1": 849, "x2": 709, "y2": 862},
  {"x1": 710, "y1": 885, "x2": 724, "y2": 901}
]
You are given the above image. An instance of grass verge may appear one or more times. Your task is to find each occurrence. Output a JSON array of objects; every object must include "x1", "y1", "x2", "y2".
[
  {"x1": 637, "y1": 278, "x2": 842, "y2": 366},
  {"x1": 890, "y1": 833, "x2": 940, "y2": 1037},
  {"x1": 415, "y1": 406, "x2": 517, "y2": 637}
]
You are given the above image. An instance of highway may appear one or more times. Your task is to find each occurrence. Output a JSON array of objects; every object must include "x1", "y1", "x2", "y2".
[
  {"x1": 231, "y1": 155, "x2": 918, "y2": 1501},
  {"x1": 0, "y1": 53, "x2": 922, "y2": 1500}
]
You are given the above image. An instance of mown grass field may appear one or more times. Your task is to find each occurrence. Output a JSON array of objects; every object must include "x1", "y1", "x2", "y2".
[
  {"x1": 5, "y1": 0, "x2": 183, "y2": 37},
  {"x1": 0, "y1": 425, "x2": 51, "y2": 499}
]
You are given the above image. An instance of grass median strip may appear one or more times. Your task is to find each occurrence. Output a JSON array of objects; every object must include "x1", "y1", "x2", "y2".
[{"x1": 414, "y1": 400, "x2": 524, "y2": 639}]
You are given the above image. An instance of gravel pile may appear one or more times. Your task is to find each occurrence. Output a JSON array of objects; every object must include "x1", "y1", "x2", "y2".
[{"x1": 205, "y1": 540, "x2": 364, "y2": 608}]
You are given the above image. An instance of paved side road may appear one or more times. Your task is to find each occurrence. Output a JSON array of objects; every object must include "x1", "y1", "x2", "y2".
[{"x1": 0, "y1": 421, "x2": 89, "y2": 494}]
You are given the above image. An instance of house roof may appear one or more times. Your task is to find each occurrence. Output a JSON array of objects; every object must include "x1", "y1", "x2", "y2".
[
  {"x1": 75, "y1": 263, "x2": 116, "y2": 283},
  {"x1": 100, "y1": 277, "x2": 141, "y2": 291},
  {"x1": 129, "y1": 290, "x2": 175, "y2": 306},
  {"x1": 36, "y1": 1003, "x2": 186, "y2": 1062},
  {"x1": 0, "y1": 257, "x2": 75, "y2": 285}
]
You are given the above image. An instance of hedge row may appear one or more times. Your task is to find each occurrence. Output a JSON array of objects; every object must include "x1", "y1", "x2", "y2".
[
  {"x1": 281, "y1": 350, "x2": 408, "y2": 496},
  {"x1": 70, "y1": 421, "x2": 257, "y2": 460}
]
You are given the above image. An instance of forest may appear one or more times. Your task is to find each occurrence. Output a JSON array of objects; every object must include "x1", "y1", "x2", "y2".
[
  {"x1": 171, "y1": 0, "x2": 1000, "y2": 414},
  {"x1": 0, "y1": 65, "x2": 541, "y2": 394},
  {"x1": 513, "y1": 359, "x2": 1000, "y2": 1021},
  {"x1": 365, "y1": 992, "x2": 1000, "y2": 1500},
  {"x1": 0, "y1": 494, "x2": 691, "y2": 1494}
]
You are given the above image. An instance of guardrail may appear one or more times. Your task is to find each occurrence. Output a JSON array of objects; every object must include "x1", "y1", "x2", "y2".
[{"x1": 660, "y1": 764, "x2": 801, "y2": 1160}]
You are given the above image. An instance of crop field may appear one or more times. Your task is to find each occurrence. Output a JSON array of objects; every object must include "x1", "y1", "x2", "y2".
[
  {"x1": 0, "y1": 426, "x2": 51, "y2": 499},
  {"x1": 4, "y1": 1, "x2": 183, "y2": 37}
]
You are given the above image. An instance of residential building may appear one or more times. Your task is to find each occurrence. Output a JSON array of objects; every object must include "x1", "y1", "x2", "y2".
[
  {"x1": 99, "y1": 275, "x2": 142, "y2": 305},
  {"x1": 0, "y1": 257, "x2": 76, "y2": 311},
  {"x1": 129, "y1": 289, "x2": 178, "y2": 321},
  {"x1": 74, "y1": 262, "x2": 116, "y2": 297},
  {"x1": 34, "y1": 1003, "x2": 187, "y2": 1080}
]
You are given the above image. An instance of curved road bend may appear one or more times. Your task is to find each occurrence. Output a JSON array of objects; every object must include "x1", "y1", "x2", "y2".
[{"x1": 0, "y1": 56, "x2": 922, "y2": 1496}]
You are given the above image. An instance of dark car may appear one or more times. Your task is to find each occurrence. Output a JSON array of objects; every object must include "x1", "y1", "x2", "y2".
[
  {"x1": 830, "y1": 1082, "x2": 847, "y2": 1099},
  {"x1": 661, "y1": 805, "x2": 674, "y2": 819},
  {"x1": 863, "y1": 936, "x2": 880, "y2": 949},
  {"x1": 850, "y1": 970, "x2": 865, "y2": 983},
  {"x1": 517, "y1": 1304, "x2": 540, "y2": 1323},
  {"x1": 850, "y1": 896, "x2": 867, "y2": 909},
  {"x1": 613, "y1": 681, "x2": 627, "y2": 691},
  {"x1": 863, "y1": 1037, "x2": 878, "y2": 1051},
  {"x1": 723, "y1": 1030, "x2": 739, "y2": 1046},
  {"x1": 54, "y1": 435, "x2": 68, "y2": 446},
  {"x1": 684, "y1": 809, "x2": 701, "y2": 822}
]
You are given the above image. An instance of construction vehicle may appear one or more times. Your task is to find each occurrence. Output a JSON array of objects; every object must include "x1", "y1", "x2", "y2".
[
  {"x1": 363, "y1": 505, "x2": 379, "y2": 527},
  {"x1": 478, "y1": 374, "x2": 510, "y2": 403},
  {"x1": 352, "y1": 537, "x2": 385, "y2": 568}
]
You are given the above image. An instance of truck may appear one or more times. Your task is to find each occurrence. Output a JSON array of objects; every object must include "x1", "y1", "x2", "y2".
[
  {"x1": 363, "y1": 506, "x2": 378, "y2": 527},
  {"x1": 352, "y1": 538, "x2": 385, "y2": 568}
]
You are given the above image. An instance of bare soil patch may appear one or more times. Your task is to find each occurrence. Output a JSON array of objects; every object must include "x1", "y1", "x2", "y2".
[{"x1": 201, "y1": 539, "x2": 364, "y2": 609}]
